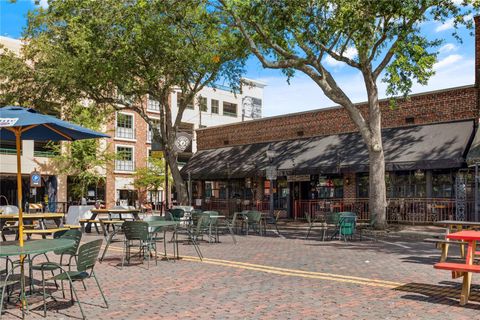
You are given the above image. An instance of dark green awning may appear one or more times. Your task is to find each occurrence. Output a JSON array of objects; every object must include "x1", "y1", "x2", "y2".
[{"x1": 182, "y1": 120, "x2": 475, "y2": 180}]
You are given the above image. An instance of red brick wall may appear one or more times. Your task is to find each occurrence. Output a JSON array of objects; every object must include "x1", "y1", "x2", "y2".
[
  {"x1": 197, "y1": 86, "x2": 478, "y2": 150},
  {"x1": 476, "y1": 16, "x2": 480, "y2": 87},
  {"x1": 343, "y1": 172, "x2": 356, "y2": 202}
]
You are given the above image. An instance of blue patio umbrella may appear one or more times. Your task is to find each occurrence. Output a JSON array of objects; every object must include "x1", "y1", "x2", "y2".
[{"x1": 0, "y1": 106, "x2": 109, "y2": 246}]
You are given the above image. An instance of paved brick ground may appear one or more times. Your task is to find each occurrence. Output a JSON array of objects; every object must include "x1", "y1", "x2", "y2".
[{"x1": 1, "y1": 225, "x2": 479, "y2": 319}]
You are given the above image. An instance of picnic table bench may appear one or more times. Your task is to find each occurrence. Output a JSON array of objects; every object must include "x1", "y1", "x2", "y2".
[{"x1": 433, "y1": 230, "x2": 480, "y2": 305}]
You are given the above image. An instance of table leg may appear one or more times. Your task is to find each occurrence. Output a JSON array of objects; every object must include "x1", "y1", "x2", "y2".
[
  {"x1": 460, "y1": 240, "x2": 475, "y2": 306},
  {"x1": 85, "y1": 213, "x2": 97, "y2": 233},
  {"x1": 0, "y1": 220, "x2": 6, "y2": 241}
]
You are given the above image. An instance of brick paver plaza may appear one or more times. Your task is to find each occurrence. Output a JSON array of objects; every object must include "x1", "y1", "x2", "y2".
[{"x1": 2, "y1": 226, "x2": 479, "y2": 319}]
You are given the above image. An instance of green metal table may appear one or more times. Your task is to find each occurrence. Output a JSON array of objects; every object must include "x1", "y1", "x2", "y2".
[
  {"x1": 0, "y1": 238, "x2": 75, "y2": 318},
  {"x1": 146, "y1": 221, "x2": 180, "y2": 259}
]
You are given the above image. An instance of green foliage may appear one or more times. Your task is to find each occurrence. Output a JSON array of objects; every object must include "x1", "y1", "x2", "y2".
[
  {"x1": 48, "y1": 104, "x2": 114, "y2": 199},
  {"x1": 0, "y1": 0, "x2": 248, "y2": 203},
  {"x1": 132, "y1": 156, "x2": 172, "y2": 194}
]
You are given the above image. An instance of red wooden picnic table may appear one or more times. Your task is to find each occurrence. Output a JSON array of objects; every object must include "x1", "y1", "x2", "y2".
[{"x1": 434, "y1": 230, "x2": 480, "y2": 305}]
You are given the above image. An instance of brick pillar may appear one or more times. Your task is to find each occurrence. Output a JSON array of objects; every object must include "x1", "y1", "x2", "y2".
[
  {"x1": 475, "y1": 16, "x2": 480, "y2": 87},
  {"x1": 343, "y1": 172, "x2": 356, "y2": 203}
]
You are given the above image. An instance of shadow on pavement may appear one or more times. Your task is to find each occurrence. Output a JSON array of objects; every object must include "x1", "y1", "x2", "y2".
[{"x1": 394, "y1": 282, "x2": 480, "y2": 309}]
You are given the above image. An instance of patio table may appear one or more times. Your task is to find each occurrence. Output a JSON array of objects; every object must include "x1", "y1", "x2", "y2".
[
  {"x1": 146, "y1": 221, "x2": 179, "y2": 259},
  {"x1": 434, "y1": 220, "x2": 480, "y2": 259},
  {"x1": 0, "y1": 213, "x2": 65, "y2": 241},
  {"x1": 209, "y1": 215, "x2": 236, "y2": 244},
  {"x1": 434, "y1": 230, "x2": 480, "y2": 305},
  {"x1": 0, "y1": 238, "x2": 75, "y2": 317},
  {"x1": 85, "y1": 209, "x2": 140, "y2": 233}
]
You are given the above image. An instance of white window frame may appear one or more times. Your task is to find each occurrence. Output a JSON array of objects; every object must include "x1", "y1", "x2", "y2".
[
  {"x1": 115, "y1": 111, "x2": 136, "y2": 142},
  {"x1": 146, "y1": 94, "x2": 161, "y2": 113},
  {"x1": 115, "y1": 144, "x2": 135, "y2": 173},
  {"x1": 147, "y1": 116, "x2": 161, "y2": 144}
]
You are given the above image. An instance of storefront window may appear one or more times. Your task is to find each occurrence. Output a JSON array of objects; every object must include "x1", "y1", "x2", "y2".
[
  {"x1": 432, "y1": 170, "x2": 454, "y2": 198},
  {"x1": 356, "y1": 173, "x2": 369, "y2": 198},
  {"x1": 314, "y1": 175, "x2": 343, "y2": 199},
  {"x1": 390, "y1": 170, "x2": 426, "y2": 198}
]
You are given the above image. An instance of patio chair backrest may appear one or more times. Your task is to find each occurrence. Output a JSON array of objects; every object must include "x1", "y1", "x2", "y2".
[
  {"x1": 246, "y1": 211, "x2": 262, "y2": 223},
  {"x1": 190, "y1": 209, "x2": 203, "y2": 215},
  {"x1": 143, "y1": 215, "x2": 165, "y2": 222},
  {"x1": 203, "y1": 211, "x2": 219, "y2": 216},
  {"x1": 76, "y1": 239, "x2": 103, "y2": 272},
  {"x1": 326, "y1": 212, "x2": 342, "y2": 225},
  {"x1": 339, "y1": 216, "x2": 356, "y2": 236},
  {"x1": 54, "y1": 229, "x2": 82, "y2": 256},
  {"x1": 170, "y1": 208, "x2": 185, "y2": 221},
  {"x1": 123, "y1": 221, "x2": 149, "y2": 241}
]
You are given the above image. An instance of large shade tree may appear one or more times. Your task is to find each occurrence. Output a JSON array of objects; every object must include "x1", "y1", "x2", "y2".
[
  {"x1": 218, "y1": 0, "x2": 479, "y2": 228},
  {"x1": 0, "y1": 0, "x2": 247, "y2": 204}
]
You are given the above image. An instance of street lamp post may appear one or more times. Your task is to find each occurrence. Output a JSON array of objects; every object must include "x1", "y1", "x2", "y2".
[{"x1": 266, "y1": 145, "x2": 277, "y2": 217}]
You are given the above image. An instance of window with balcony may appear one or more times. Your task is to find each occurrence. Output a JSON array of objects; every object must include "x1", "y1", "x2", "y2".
[
  {"x1": 211, "y1": 99, "x2": 219, "y2": 114},
  {"x1": 116, "y1": 113, "x2": 135, "y2": 140},
  {"x1": 177, "y1": 92, "x2": 194, "y2": 109},
  {"x1": 116, "y1": 146, "x2": 134, "y2": 171},
  {"x1": 199, "y1": 97, "x2": 207, "y2": 112},
  {"x1": 34, "y1": 141, "x2": 60, "y2": 158},
  {"x1": 0, "y1": 140, "x2": 18, "y2": 155},
  {"x1": 147, "y1": 96, "x2": 160, "y2": 112},
  {"x1": 147, "y1": 119, "x2": 161, "y2": 143},
  {"x1": 223, "y1": 102, "x2": 237, "y2": 117}
]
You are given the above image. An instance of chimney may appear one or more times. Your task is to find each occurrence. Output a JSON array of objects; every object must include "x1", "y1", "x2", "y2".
[{"x1": 475, "y1": 15, "x2": 480, "y2": 87}]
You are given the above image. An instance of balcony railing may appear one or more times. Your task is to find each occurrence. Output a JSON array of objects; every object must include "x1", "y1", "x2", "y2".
[
  {"x1": 115, "y1": 127, "x2": 135, "y2": 140},
  {"x1": 0, "y1": 148, "x2": 17, "y2": 155},
  {"x1": 34, "y1": 150, "x2": 58, "y2": 158},
  {"x1": 115, "y1": 160, "x2": 135, "y2": 172}
]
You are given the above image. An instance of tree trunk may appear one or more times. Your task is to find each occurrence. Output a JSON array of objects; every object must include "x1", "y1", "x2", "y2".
[
  {"x1": 369, "y1": 148, "x2": 387, "y2": 229},
  {"x1": 166, "y1": 152, "x2": 188, "y2": 205}
]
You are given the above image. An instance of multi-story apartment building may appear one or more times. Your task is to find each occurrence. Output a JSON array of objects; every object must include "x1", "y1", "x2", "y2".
[
  {"x1": 106, "y1": 80, "x2": 265, "y2": 207},
  {"x1": 0, "y1": 34, "x2": 266, "y2": 209}
]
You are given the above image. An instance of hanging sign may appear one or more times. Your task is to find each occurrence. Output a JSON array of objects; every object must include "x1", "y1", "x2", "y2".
[
  {"x1": 173, "y1": 132, "x2": 192, "y2": 152},
  {"x1": 266, "y1": 166, "x2": 278, "y2": 180},
  {"x1": 287, "y1": 175, "x2": 310, "y2": 182},
  {"x1": 0, "y1": 118, "x2": 18, "y2": 127},
  {"x1": 30, "y1": 170, "x2": 42, "y2": 187}
]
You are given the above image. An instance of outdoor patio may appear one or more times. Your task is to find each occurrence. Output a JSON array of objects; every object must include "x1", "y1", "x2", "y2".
[{"x1": 1, "y1": 225, "x2": 479, "y2": 319}]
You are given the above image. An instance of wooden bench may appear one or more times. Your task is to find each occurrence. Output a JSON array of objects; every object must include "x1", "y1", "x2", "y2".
[
  {"x1": 79, "y1": 219, "x2": 100, "y2": 233},
  {"x1": 23, "y1": 228, "x2": 70, "y2": 239},
  {"x1": 423, "y1": 238, "x2": 467, "y2": 262},
  {"x1": 63, "y1": 224, "x2": 81, "y2": 229}
]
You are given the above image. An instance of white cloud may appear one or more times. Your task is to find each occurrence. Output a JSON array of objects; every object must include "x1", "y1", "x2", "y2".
[
  {"x1": 257, "y1": 55, "x2": 474, "y2": 117},
  {"x1": 436, "y1": 19, "x2": 454, "y2": 32},
  {"x1": 435, "y1": 14, "x2": 473, "y2": 32},
  {"x1": 32, "y1": 0, "x2": 49, "y2": 9},
  {"x1": 433, "y1": 54, "x2": 463, "y2": 70},
  {"x1": 438, "y1": 43, "x2": 457, "y2": 53},
  {"x1": 324, "y1": 47, "x2": 358, "y2": 67}
]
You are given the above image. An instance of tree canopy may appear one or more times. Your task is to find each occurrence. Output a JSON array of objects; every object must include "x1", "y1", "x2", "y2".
[{"x1": 0, "y1": 0, "x2": 248, "y2": 204}]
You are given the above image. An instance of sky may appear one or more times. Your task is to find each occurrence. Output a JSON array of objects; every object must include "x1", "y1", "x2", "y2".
[{"x1": 0, "y1": 0, "x2": 477, "y2": 117}]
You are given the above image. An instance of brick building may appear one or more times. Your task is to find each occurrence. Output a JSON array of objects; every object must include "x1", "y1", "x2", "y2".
[
  {"x1": 181, "y1": 17, "x2": 480, "y2": 221},
  {"x1": 0, "y1": 35, "x2": 266, "y2": 209}
]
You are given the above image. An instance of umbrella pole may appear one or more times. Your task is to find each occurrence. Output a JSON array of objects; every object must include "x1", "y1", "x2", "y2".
[{"x1": 15, "y1": 129, "x2": 26, "y2": 317}]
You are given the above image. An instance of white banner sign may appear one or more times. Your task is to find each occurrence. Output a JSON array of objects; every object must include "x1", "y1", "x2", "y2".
[
  {"x1": 287, "y1": 175, "x2": 311, "y2": 182},
  {"x1": 0, "y1": 118, "x2": 18, "y2": 127}
]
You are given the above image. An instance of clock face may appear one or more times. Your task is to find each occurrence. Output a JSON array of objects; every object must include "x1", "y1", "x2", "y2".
[{"x1": 175, "y1": 136, "x2": 190, "y2": 152}]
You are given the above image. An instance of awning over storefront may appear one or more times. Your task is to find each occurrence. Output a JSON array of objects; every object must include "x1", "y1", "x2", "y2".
[
  {"x1": 466, "y1": 125, "x2": 480, "y2": 166},
  {"x1": 181, "y1": 120, "x2": 475, "y2": 180}
]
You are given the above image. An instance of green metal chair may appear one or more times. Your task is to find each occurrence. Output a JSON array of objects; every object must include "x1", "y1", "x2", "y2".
[
  {"x1": 243, "y1": 211, "x2": 262, "y2": 236},
  {"x1": 305, "y1": 211, "x2": 327, "y2": 240},
  {"x1": 169, "y1": 208, "x2": 185, "y2": 222},
  {"x1": 31, "y1": 229, "x2": 84, "y2": 300},
  {"x1": 338, "y1": 215, "x2": 357, "y2": 242},
  {"x1": 122, "y1": 221, "x2": 157, "y2": 269},
  {"x1": 46, "y1": 239, "x2": 108, "y2": 319},
  {"x1": 143, "y1": 216, "x2": 170, "y2": 260},
  {"x1": 0, "y1": 258, "x2": 19, "y2": 316}
]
